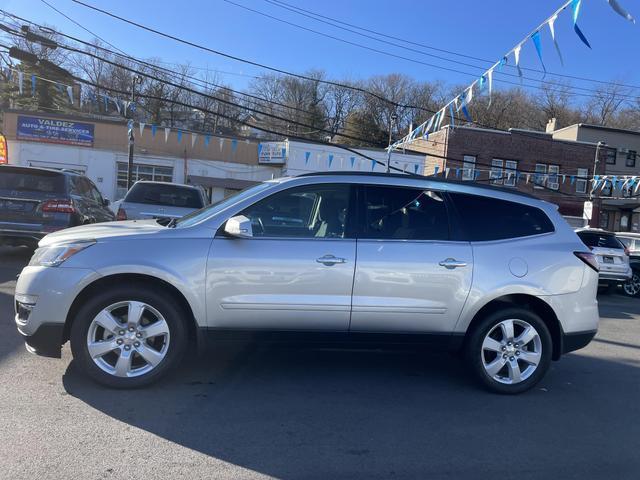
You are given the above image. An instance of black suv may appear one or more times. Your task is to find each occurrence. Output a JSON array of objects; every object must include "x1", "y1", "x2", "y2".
[{"x1": 0, "y1": 165, "x2": 115, "y2": 248}]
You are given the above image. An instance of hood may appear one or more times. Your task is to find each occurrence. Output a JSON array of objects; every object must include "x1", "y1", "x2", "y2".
[{"x1": 39, "y1": 219, "x2": 165, "y2": 247}]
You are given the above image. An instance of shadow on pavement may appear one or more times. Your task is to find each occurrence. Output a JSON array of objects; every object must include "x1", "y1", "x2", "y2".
[{"x1": 62, "y1": 344, "x2": 640, "y2": 479}]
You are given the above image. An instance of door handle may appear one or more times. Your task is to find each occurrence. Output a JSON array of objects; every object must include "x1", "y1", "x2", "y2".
[
  {"x1": 316, "y1": 254, "x2": 347, "y2": 266},
  {"x1": 439, "y1": 258, "x2": 467, "y2": 269}
]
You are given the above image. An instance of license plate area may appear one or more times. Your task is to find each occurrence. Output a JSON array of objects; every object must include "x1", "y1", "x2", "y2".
[{"x1": 603, "y1": 256, "x2": 614, "y2": 264}]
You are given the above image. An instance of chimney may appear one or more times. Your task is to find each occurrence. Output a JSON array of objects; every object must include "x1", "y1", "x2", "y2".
[{"x1": 546, "y1": 117, "x2": 557, "y2": 133}]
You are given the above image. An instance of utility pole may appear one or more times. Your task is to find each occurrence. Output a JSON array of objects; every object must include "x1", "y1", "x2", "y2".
[
  {"x1": 590, "y1": 141, "x2": 605, "y2": 228},
  {"x1": 386, "y1": 112, "x2": 397, "y2": 173},
  {"x1": 127, "y1": 75, "x2": 143, "y2": 189}
]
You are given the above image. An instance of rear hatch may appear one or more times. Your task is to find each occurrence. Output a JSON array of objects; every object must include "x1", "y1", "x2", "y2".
[
  {"x1": 119, "y1": 183, "x2": 203, "y2": 220},
  {"x1": 578, "y1": 231, "x2": 629, "y2": 273},
  {"x1": 0, "y1": 166, "x2": 67, "y2": 233}
]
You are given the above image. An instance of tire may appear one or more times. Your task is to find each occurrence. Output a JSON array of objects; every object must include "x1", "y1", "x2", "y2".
[
  {"x1": 466, "y1": 308, "x2": 552, "y2": 394},
  {"x1": 70, "y1": 284, "x2": 188, "y2": 388},
  {"x1": 622, "y1": 270, "x2": 640, "y2": 297}
]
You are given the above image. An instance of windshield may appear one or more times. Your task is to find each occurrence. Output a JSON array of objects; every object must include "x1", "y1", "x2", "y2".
[
  {"x1": 125, "y1": 183, "x2": 203, "y2": 209},
  {"x1": 175, "y1": 181, "x2": 275, "y2": 228}
]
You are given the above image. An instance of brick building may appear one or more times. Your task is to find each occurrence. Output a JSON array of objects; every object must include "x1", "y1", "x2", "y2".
[{"x1": 410, "y1": 125, "x2": 599, "y2": 227}]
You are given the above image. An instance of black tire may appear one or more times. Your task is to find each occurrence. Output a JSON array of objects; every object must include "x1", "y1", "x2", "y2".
[
  {"x1": 466, "y1": 308, "x2": 552, "y2": 395},
  {"x1": 70, "y1": 283, "x2": 188, "y2": 388},
  {"x1": 622, "y1": 270, "x2": 640, "y2": 298}
]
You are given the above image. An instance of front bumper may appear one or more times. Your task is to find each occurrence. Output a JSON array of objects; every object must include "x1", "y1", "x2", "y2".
[{"x1": 17, "y1": 323, "x2": 65, "y2": 358}]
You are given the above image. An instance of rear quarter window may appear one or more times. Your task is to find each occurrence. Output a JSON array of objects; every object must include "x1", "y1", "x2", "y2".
[
  {"x1": 0, "y1": 168, "x2": 65, "y2": 194},
  {"x1": 449, "y1": 193, "x2": 554, "y2": 241}
]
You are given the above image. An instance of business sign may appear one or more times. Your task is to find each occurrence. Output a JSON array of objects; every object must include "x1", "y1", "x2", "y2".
[
  {"x1": 258, "y1": 142, "x2": 287, "y2": 164},
  {"x1": 17, "y1": 115, "x2": 94, "y2": 147},
  {"x1": 583, "y1": 200, "x2": 593, "y2": 221},
  {"x1": 0, "y1": 134, "x2": 7, "y2": 164}
]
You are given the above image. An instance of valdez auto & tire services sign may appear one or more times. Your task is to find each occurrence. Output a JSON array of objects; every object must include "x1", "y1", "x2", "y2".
[{"x1": 17, "y1": 115, "x2": 94, "y2": 147}]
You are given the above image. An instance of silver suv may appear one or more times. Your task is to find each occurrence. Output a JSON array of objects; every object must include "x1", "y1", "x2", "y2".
[{"x1": 14, "y1": 173, "x2": 599, "y2": 394}]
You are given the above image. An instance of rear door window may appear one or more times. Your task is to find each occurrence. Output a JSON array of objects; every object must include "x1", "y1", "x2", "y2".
[
  {"x1": 359, "y1": 185, "x2": 449, "y2": 240},
  {"x1": 448, "y1": 193, "x2": 554, "y2": 241},
  {"x1": 125, "y1": 183, "x2": 204, "y2": 208}
]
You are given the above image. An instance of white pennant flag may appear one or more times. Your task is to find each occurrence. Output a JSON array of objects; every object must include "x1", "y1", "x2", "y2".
[
  {"x1": 513, "y1": 44, "x2": 523, "y2": 78},
  {"x1": 218, "y1": 138, "x2": 224, "y2": 151},
  {"x1": 191, "y1": 133, "x2": 198, "y2": 148},
  {"x1": 17, "y1": 71, "x2": 23, "y2": 94},
  {"x1": 66, "y1": 85, "x2": 73, "y2": 104},
  {"x1": 635, "y1": 177, "x2": 640, "y2": 193},
  {"x1": 607, "y1": 0, "x2": 635, "y2": 23},
  {"x1": 465, "y1": 85, "x2": 473, "y2": 105},
  {"x1": 115, "y1": 99, "x2": 121, "y2": 114},
  {"x1": 548, "y1": 14, "x2": 564, "y2": 66},
  {"x1": 526, "y1": 173, "x2": 531, "y2": 184},
  {"x1": 487, "y1": 69, "x2": 494, "y2": 105},
  {"x1": 403, "y1": 162, "x2": 408, "y2": 172},
  {"x1": 445, "y1": 167, "x2": 450, "y2": 178},
  {"x1": 139, "y1": 122, "x2": 145, "y2": 137},
  {"x1": 164, "y1": 127, "x2": 170, "y2": 143}
]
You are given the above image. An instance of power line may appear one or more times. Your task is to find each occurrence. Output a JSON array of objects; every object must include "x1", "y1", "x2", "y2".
[
  {"x1": 264, "y1": 0, "x2": 640, "y2": 92},
  {"x1": 223, "y1": 0, "x2": 640, "y2": 100}
]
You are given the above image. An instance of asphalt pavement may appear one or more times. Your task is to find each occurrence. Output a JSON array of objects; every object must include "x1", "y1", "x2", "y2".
[{"x1": 0, "y1": 246, "x2": 638, "y2": 480}]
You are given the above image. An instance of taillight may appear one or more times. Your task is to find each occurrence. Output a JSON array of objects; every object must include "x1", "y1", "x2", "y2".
[
  {"x1": 574, "y1": 251, "x2": 599, "y2": 272},
  {"x1": 41, "y1": 199, "x2": 76, "y2": 214},
  {"x1": 116, "y1": 207, "x2": 127, "y2": 221}
]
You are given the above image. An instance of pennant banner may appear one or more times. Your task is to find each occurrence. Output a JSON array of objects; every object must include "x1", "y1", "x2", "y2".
[
  {"x1": 607, "y1": 0, "x2": 635, "y2": 23},
  {"x1": 191, "y1": 132, "x2": 198, "y2": 148},
  {"x1": 305, "y1": 151, "x2": 311, "y2": 165},
  {"x1": 349, "y1": 156, "x2": 355, "y2": 168},
  {"x1": 139, "y1": 122, "x2": 145, "y2": 137},
  {"x1": 151, "y1": 124, "x2": 157, "y2": 138},
  {"x1": 572, "y1": 0, "x2": 592, "y2": 48}
]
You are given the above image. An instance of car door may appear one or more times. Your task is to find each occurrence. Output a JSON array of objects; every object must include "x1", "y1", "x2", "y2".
[
  {"x1": 206, "y1": 183, "x2": 356, "y2": 330},
  {"x1": 85, "y1": 178, "x2": 115, "y2": 222},
  {"x1": 350, "y1": 185, "x2": 473, "y2": 333}
]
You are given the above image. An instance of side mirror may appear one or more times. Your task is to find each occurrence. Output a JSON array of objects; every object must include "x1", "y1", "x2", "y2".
[
  {"x1": 224, "y1": 215, "x2": 253, "y2": 238},
  {"x1": 103, "y1": 198, "x2": 111, "y2": 207}
]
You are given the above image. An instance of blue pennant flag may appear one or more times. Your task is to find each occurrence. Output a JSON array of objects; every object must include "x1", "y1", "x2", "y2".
[
  {"x1": 231, "y1": 139, "x2": 238, "y2": 153},
  {"x1": 461, "y1": 103, "x2": 472, "y2": 123},
  {"x1": 328, "y1": 154, "x2": 333, "y2": 168},
  {"x1": 531, "y1": 31, "x2": 546, "y2": 76},
  {"x1": 371, "y1": 159, "x2": 376, "y2": 171},
  {"x1": 570, "y1": 175, "x2": 575, "y2": 185},
  {"x1": 257, "y1": 144, "x2": 263, "y2": 157},
  {"x1": 434, "y1": 166, "x2": 439, "y2": 175},
  {"x1": 414, "y1": 164, "x2": 420, "y2": 174},
  {"x1": 350, "y1": 156, "x2": 355, "y2": 168},
  {"x1": 204, "y1": 134, "x2": 211, "y2": 146},
  {"x1": 305, "y1": 151, "x2": 311, "y2": 165},
  {"x1": 30, "y1": 75, "x2": 36, "y2": 96},
  {"x1": 281, "y1": 147, "x2": 286, "y2": 159},
  {"x1": 479, "y1": 75, "x2": 486, "y2": 91},
  {"x1": 449, "y1": 103, "x2": 455, "y2": 129},
  {"x1": 499, "y1": 56, "x2": 508, "y2": 70},
  {"x1": 475, "y1": 170, "x2": 480, "y2": 180},
  {"x1": 177, "y1": 130, "x2": 182, "y2": 143},
  {"x1": 612, "y1": 176, "x2": 618, "y2": 190},
  {"x1": 455, "y1": 168, "x2": 460, "y2": 178},
  {"x1": 151, "y1": 125, "x2": 157, "y2": 137},
  {"x1": 572, "y1": 0, "x2": 592, "y2": 48}
]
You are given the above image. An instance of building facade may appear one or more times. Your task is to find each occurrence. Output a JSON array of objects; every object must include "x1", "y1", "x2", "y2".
[
  {"x1": 410, "y1": 125, "x2": 598, "y2": 227},
  {"x1": 2, "y1": 110, "x2": 279, "y2": 203},
  {"x1": 552, "y1": 123, "x2": 640, "y2": 232}
]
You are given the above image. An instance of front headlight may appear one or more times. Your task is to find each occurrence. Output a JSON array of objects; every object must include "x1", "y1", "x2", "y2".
[{"x1": 28, "y1": 240, "x2": 96, "y2": 267}]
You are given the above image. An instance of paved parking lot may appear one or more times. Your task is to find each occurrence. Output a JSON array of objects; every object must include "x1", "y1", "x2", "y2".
[{"x1": 0, "y1": 245, "x2": 639, "y2": 479}]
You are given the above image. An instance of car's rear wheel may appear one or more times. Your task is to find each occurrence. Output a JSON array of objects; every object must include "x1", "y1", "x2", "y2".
[
  {"x1": 466, "y1": 308, "x2": 552, "y2": 394},
  {"x1": 70, "y1": 284, "x2": 188, "y2": 388},
  {"x1": 623, "y1": 270, "x2": 640, "y2": 297}
]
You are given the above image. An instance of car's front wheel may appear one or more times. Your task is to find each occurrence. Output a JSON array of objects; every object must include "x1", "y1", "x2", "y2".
[
  {"x1": 70, "y1": 284, "x2": 188, "y2": 388},
  {"x1": 466, "y1": 308, "x2": 552, "y2": 394}
]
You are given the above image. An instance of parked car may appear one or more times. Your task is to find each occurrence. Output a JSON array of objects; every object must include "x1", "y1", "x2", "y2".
[
  {"x1": 575, "y1": 228, "x2": 632, "y2": 293},
  {"x1": 115, "y1": 181, "x2": 208, "y2": 222},
  {"x1": 615, "y1": 232, "x2": 640, "y2": 297},
  {"x1": 0, "y1": 165, "x2": 115, "y2": 249},
  {"x1": 15, "y1": 172, "x2": 599, "y2": 394}
]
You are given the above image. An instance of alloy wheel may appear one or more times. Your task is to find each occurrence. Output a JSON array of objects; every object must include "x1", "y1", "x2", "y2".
[
  {"x1": 86, "y1": 301, "x2": 170, "y2": 378},
  {"x1": 481, "y1": 319, "x2": 542, "y2": 385},
  {"x1": 623, "y1": 273, "x2": 640, "y2": 297}
]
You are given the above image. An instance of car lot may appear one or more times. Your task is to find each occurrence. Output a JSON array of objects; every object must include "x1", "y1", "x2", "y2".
[{"x1": 0, "y1": 245, "x2": 639, "y2": 480}]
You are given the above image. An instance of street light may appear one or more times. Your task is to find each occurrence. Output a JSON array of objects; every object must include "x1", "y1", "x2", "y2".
[{"x1": 386, "y1": 112, "x2": 398, "y2": 174}]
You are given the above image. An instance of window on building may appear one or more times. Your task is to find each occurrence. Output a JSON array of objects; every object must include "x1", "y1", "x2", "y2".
[
  {"x1": 504, "y1": 160, "x2": 518, "y2": 187},
  {"x1": 576, "y1": 168, "x2": 588, "y2": 194},
  {"x1": 116, "y1": 162, "x2": 173, "y2": 199},
  {"x1": 490, "y1": 159, "x2": 503, "y2": 185},
  {"x1": 604, "y1": 147, "x2": 617, "y2": 165},
  {"x1": 600, "y1": 211, "x2": 610, "y2": 230},
  {"x1": 626, "y1": 150, "x2": 637, "y2": 168},
  {"x1": 534, "y1": 164, "x2": 547, "y2": 189},
  {"x1": 547, "y1": 165, "x2": 560, "y2": 190},
  {"x1": 462, "y1": 155, "x2": 476, "y2": 181},
  {"x1": 449, "y1": 193, "x2": 554, "y2": 241}
]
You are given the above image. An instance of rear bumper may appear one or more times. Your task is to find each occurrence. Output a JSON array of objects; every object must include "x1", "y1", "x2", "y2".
[
  {"x1": 598, "y1": 271, "x2": 632, "y2": 282},
  {"x1": 17, "y1": 322, "x2": 64, "y2": 358},
  {"x1": 562, "y1": 329, "x2": 597, "y2": 355}
]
